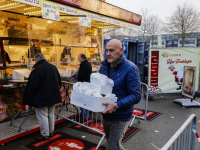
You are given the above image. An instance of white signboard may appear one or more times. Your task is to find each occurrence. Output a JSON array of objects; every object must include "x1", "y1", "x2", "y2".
[
  {"x1": 128, "y1": 23, "x2": 141, "y2": 30},
  {"x1": 148, "y1": 48, "x2": 200, "y2": 94},
  {"x1": 60, "y1": 5, "x2": 78, "y2": 15},
  {"x1": 42, "y1": 2, "x2": 60, "y2": 21},
  {"x1": 91, "y1": 14, "x2": 108, "y2": 23},
  {"x1": 79, "y1": 11, "x2": 91, "y2": 27},
  {"x1": 14, "y1": 0, "x2": 40, "y2": 7},
  {"x1": 15, "y1": 0, "x2": 141, "y2": 30},
  {"x1": 111, "y1": 19, "x2": 120, "y2": 26}
]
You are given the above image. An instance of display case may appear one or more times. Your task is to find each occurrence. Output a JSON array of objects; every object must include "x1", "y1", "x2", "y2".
[
  {"x1": 0, "y1": 59, "x2": 101, "y2": 82},
  {"x1": 89, "y1": 60, "x2": 101, "y2": 73},
  {"x1": 52, "y1": 61, "x2": 79, "y2": 83}
]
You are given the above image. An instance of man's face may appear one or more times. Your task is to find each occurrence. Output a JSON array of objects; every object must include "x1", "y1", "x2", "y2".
[
  {"x1": 78, "y1": 55, "x2": 82, "y2": 63},
  {"x1": 106, "y1": 41, "x2": 123, "y2": 65},
  {"x1": 35, "y1": 42, "x2": 42, "y2": 48},
  {"x1": 34, "y1": 58, "x2": 38, "y2": 64}
]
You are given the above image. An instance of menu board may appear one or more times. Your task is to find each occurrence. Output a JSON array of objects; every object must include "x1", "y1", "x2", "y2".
[
  {"x1": 182, "y1": 66, "x2": 196, "y2": 99},
  {"x1": 150, "y1": 51, "x2": 159, "y2": 87}
]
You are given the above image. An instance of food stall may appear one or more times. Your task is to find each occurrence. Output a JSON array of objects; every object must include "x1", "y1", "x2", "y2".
[{"x1": 0, "y1": 0, "x2": 141, "y2": 145}]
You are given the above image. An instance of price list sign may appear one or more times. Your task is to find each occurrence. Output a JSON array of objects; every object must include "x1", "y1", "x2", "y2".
[{"x1": 150, "y1": 51, "x2": 159, "y2": 87}]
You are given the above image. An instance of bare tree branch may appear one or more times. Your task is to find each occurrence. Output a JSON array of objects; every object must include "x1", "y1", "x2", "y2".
[
  {"x1": 165, "y1": 3, "x2": 200, "y2": 46},
  {"x1": 145, "y1": 15, "x2": 164, "y2": 43}
]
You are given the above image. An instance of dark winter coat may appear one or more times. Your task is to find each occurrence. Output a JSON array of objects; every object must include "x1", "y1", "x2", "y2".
[
  {"x1": 78, "y1": 60, "x2": 92, "y2": 82},
  {"x1": 23, "y1": 59, "x2": 62, "y2": 107},
  {"x1": 99, "y1": 56, "x2": 141, "y2": 122},
  {"x1": 0, "y1": 50, "x2": 11, "y2": 64}
]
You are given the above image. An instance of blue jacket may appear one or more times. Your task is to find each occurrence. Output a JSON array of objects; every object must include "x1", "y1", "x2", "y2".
[{"x1": 99, "y1": 56, "x2": 141, "y2": 122}]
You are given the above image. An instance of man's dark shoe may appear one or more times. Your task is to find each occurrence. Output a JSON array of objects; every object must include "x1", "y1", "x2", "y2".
[
  {"x1": 35, "y1": 135, "x2": 49, "y2": 140},
  {"x1": 49, "y1": 132, "x2": 54, "y2": 137}
]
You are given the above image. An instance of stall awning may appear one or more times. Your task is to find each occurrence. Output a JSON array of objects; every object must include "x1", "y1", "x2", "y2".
[
  {"x1": 53, "y1": 0, "x2": 142, "y2": 25},
  {"x1": 0, "y1": 0, "x2": 140, "y2": 30}
]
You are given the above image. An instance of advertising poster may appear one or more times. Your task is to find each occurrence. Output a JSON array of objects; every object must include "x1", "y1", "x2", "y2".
[
  {"x1": 148, "y1": 48, "x2": 200, "y2": 94},
  {"x1": 182, "y1": 66, "x2": 196, "y2": 99}
]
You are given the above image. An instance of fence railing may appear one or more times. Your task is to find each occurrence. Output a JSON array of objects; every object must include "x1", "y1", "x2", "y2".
[
  {"x1": 161, "y1": 114, "x2": 196, "y2": 150},
  {"x1": 129, "y1": 82, "x2": 149, "y2": 126},
  {"x1": 57, "y1": 81, "x2": 149, "y2": 149},
  {"x1": 56, "y1": 81, "x2": 105, "y2": 150}
]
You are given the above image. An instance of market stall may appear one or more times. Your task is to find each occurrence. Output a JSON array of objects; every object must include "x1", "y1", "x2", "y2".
[{"x1": 0, "y1": 0, "x2": 141, "y2": 145}]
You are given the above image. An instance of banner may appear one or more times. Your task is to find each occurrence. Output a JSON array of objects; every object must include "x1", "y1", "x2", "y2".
[
  {"x1": 182, "y1": 66, "x2": 196, "y2": 99},
  {"x1": 148, "y1": 48, "x2": 200, "y2": 94},
  {"x1": 14, "y1": 0, "x2": 40, "y2": 7},
  {"x1": 14, "y1": 0, "x2": 140, "y2": 30},
  {"x1": 78, "y1": 11, "x2": 91, "y2": 27},
  {"x1": 54, "y1": 0, "x2": 142, "y2": 25},
  {"x1": 42, "y1": 2, "x2": 60, "y2": 21}
]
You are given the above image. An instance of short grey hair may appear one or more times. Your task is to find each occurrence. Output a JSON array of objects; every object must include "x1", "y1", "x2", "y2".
[
  {"x1": 79, "y1": 53, "x2": 86, "y2": 60},
  {"x1": 34, "y1": 53, "x2": 46, "y2": 61}
]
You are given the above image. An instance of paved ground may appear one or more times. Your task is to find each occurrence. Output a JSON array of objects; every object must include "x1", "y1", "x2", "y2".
[{"x1": 1, "y1": 93, "x2": 200, "y2": 150}]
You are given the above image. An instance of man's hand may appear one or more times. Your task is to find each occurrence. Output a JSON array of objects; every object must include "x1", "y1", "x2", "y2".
[
  {"x1": 102, "y1": 102, "x2": 117, "y2": 114},
  {"x1": 71, "y1": 72, "x2": 76, "y2": 76}
]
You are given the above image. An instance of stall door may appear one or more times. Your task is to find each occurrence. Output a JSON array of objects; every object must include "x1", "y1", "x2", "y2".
[
  {"x1": 127, "y1": 42, "x2": 137, "y2": 64},
  {"x1": 137, "y1": 42, "x2": 145, "y2": 82}
]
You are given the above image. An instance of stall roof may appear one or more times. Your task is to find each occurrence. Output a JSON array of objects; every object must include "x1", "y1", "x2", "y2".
[
  {"x1": 0, "y1": 0, "x2": 140, "y2": 30},
  {"x1": 52, "y1": 0, "x2": 142, "y2": 25}
]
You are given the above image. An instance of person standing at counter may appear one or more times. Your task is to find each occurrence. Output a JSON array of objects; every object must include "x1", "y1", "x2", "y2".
[
  {"x1": 0, "y1": 44, "x2": 11, "y2": 64},
  {"x1": 78, "y1": 53, "x2": 92, "y2": 121},
  {"x1": 4, "y1": 50, "x2": 11, "y2": 64},
  {"x1": 28, "y1": 42, "x2": 42, "y2": 60},
  {"x1": 100, "y1": 39, "x2": 141, "y2": 150},
  {"x1": 23, "y1": 53, "x2": 62, "y2": 140},
  {"x1": 61, "y1": 46, "x2": 71, "y2": 61}
]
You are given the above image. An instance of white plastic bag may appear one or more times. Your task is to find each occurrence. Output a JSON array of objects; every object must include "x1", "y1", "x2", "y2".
[
  {"x1": 105, "y1": 94, "x2": 116, "y2": 97},
  {"x1": 92, "y1": 91, "x2": 103, "y2": 97},
  {"x1": 82, "y1": 86, "x2": 94, "y2": 96},
  {"x1": 90, "y1": 73, "x2": 114, "y2": 88},
  {"x1": 73, "y1": 82, "x2": 83, "y2": 93}
]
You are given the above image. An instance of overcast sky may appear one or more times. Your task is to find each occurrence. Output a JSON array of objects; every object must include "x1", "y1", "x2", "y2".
[{"x1": 106, "y1": 0, "x2": 200, "y2": 20}]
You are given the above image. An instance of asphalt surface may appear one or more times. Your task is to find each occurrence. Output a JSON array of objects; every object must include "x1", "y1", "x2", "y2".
[{"x1": 1, "y1": 93, "x2": 200, "y2": 150}]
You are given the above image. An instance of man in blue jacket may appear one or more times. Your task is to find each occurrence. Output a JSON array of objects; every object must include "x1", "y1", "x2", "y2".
[
  {"x1": 23, "y1": 53, "x2": 62, "y2": 140},
  {"x1": 100, "y1": 39, "x2": 141, "y2": 150}
]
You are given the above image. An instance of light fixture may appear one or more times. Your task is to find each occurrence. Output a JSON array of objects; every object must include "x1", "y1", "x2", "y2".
[
  {"x1": 0, "y1": 2, "x2": 26, "y2": 10},
  {"x1": 47, "y1": 20, "x2": 52, "y2": 24},
  {"x1": 24, "y1": 10, "x2": 42, "y2": 16}
]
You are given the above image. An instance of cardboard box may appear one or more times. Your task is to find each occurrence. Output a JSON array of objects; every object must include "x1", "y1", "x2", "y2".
[
  {"x1": 82, "y1": 82, "x2": 112, "y2": 95},
  {"x1": 12, "y1": 69, "x2": 31, "y2": 80},
  {"x1": 71, "y1": 90, "x2": 117, "y2": 112}
]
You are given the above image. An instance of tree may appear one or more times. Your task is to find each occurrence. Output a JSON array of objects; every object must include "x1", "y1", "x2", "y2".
[
  {"x1": 136, "y1": 8, "x2": 150, "y2": 41},
  {"x1": 136, "y1": 8, "x2": 164, "y2": 43},
  {"x1": 165, "y1": 3, "x2": 200, "y2": 47},
  {"x1": 145, "y1": 15, "x2": 164, "y2": 44}
]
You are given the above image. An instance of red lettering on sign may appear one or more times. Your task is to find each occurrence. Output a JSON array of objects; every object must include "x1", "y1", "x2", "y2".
[
  {"x1": 48, "y1": 139, "x2": 84, "y2": 150},
  {"x1": 150, "y1": 51, "x2": 159, "y2": 87}
]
